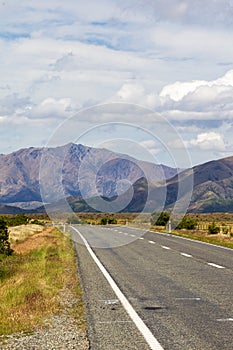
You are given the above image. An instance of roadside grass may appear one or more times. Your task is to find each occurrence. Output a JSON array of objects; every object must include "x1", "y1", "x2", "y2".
[
  {"x1": 8, "y1": 224, "x2": 44, "y2": 244},
  {"x1": 0, "y1": 227, "x2": 85, "y2": 336}
]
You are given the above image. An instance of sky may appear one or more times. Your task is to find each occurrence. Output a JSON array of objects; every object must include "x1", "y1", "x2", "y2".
[{"x1": 1, "y1": 0, "x2": 233, "y2": 167}]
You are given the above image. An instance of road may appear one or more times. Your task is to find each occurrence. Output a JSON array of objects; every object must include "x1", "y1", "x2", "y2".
[{"x1": 70, "y1": 225, "x2": 233, "y2": 350}]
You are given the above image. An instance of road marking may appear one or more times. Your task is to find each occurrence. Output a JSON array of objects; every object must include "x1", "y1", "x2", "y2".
[
  {"x1": 175, "y1": 297, "x2": 201, "y2": 301},
  {"x1": 130, "y1": 234, "x2": 136, "y2": 237},
  {"x1": 180, "y1": 253, "x2": 192, "y2": 258},
  {"x1": 148, "y1": 240, "x2": 155, "y2": 244},
  {"x1": 153, "y1": 230, "x2": 233, "y2": 251},
  {"x1": 150, "y1": 231, "x2": 170, "y2": 237},
  {"x1": 103, "y1": 299, "x2": 119, "y2": 305},
  {"x1": 139, "y1": 237, "x2": 144, "y2": 240},
  {"x1": 162, "y1": 246, "x2": 171, "y2": 250},
  {"x1": 216, "y1": 318, "x2": 233, "y2": 322},
  {"x1": 207, "y1": 263, "x2": 225, "y2": 269},
  {"x1": 120, "y1": 227, "x2": 232, "y2": 251},
  {"x1": 71, "y1": 226, "x2": 164, "y2": 350}
]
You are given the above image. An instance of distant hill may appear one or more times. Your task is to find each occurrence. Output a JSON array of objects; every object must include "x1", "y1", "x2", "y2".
[
  {"x1": 0, "y1": 204, "x2": 26, "y2": 215},
  {"x1": 122, "y1": 156, "x2": 233, "y2": 213},
  {"x1": 164, "y1": 156, "x2": 233, "y2": 213},
  {"x1": 0, "y1": 143, "x2": 177, "y2": 209}
]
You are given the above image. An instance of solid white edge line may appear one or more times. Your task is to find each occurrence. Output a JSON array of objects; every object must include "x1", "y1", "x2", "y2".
[
  {"x1": 149, "y1": 231, "x2": 233, "y2": 251},
  {"x1": 71, "y1": 226, "x2": 164, "y2": 350},
  {"x1": 118, "y1": 225, "x2": 232, "y2": 251},
  {"x1": 207, "y1": 263, "x2": 225, "y2": 269}
]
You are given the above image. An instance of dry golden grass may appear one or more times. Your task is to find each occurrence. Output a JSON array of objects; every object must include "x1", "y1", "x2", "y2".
[
  {"x1": 0, "y1": 226, "x2": 86, "y2": 335},
  {"x1": 9, "y1": 224, "x2": 45, "y2": 244}
]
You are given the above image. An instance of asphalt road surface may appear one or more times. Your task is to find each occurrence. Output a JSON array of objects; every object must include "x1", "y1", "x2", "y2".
[{"x1": 70, "y1": 225, "x2": 233, "y2": 350}]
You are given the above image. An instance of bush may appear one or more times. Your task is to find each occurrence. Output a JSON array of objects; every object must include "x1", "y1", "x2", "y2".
[
  {"x1": 208, "y1": 222, "x2": 220, "y2": 234},
  {"x1": 151, "y1": 212, "x2": 170, "y2": 226},
  {"x1": 176, "y1": 216, "x2": 197, "y2": 230},
  {"x1": 100, "y1": 218, "x2": 107, "y2": 225},
  {"x1": 0, "y1": 218, "x2": 13, "y2": 258},
  {"x1": 0, "y1": 214, "x2": 29, "y2": 227},
  {"x1": 100, "y1": 218, "x2": 117, "y2": 225}
]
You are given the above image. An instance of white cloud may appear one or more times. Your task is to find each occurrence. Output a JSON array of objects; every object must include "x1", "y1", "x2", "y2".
[
  {"x1": 26, "y1": 97, "x2": 79, "y2": 119},
  {"x1": 160, "y1": 69, "x2": 233, "y2": 102},
  {"x1": 185, "y1": 132, "x2": 226, "y2": 151},
  {"x1": 115, "y1": 83, "x2": 161, "y2": 108}
]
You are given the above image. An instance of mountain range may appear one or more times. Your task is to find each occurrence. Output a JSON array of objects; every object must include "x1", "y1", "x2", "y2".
[
  {"x1": 0, "y1": 143, "x2": 177, "y2": 212},
  {"x1": 1, "y1": 143, "x2": 233, "y2": 214}
]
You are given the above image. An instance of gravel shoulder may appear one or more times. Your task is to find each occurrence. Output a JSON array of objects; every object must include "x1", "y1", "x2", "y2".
[{"x1": 0, "y1": 285, "x2": 89, "y2": 349}]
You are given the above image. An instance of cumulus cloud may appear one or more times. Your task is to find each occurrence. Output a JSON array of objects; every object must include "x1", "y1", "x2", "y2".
[
  {"x1": 112, "y1": 69, "x2": 233, "y2": 123},
  {"x1": 185, "y1": 132, "x2": 226, "y2": 151},
  {"x1": 160, "y1": 69, "x2": 233, "y2": 102},
  {"x1": 116, "y1": 83, "x2": 160, "y2": 108},
  {"x1": 25, "y1": 97, "x2": 79, "y2": 119}
]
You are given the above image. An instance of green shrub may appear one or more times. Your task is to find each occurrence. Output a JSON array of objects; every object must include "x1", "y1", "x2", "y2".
[
  {"x1": 0, "y1": 218, "x2": 13, "y2": 258},
  {"x1": 176, "y1": 216, "x2": 197, "y2": 230},
  {"x1": 0, "y1": 214, "x2": 29, "y2": 227},
  {"x1": 208, "y1": 222, "x2": 220, "y2": 234},
  {"x1": 151, "y1": 212, "x2": 170, "y2": 226},
  {"x1": 100, "y1": 218, "x2": 107, "y2": 225}
]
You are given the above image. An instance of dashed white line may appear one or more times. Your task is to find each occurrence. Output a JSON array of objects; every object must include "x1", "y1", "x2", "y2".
[
  {"x1": 162, "y1": 246, "x2": 171, "y2": 250},
  {"x1": 175, "y1": 297, "x2": 201, "y2": 301},
  {"x1": 139, "y1": 237, "x2": 144, "y2": 240},
  {"x1": 71, "y1": 226, "x2": 164, "y2": 350},
  {"x1": 207, "y1": 263, "x2": 225, "y2": 269},
  {"x1": 148, "y1": 240, "x2": 155, "y2": 244},
  {"x1": 216, "y1": 318, "x2": 233, "y2": 322},
  {"x1": 180, "y1": 253, "x2": 193, "y2": 258},
  {"x1": 130, "y1": 234, "x2": 136, "y2": 237}
]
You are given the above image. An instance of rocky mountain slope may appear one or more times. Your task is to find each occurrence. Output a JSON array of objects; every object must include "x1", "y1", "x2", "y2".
[
  {"x1": 0, "y1": 143, "x2": 177, "y2": 207},
  {"x1": 1, "y1": 143, "x2": 233, "y2": 214}
]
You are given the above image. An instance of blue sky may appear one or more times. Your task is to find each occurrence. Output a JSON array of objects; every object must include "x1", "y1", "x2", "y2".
[{"x1": 1, "y1": 0, "x2": 233, "y2": 166}]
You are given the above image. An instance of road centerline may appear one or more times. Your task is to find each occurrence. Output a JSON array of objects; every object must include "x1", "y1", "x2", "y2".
[
  {"x1": 207, "y1": 263, "x2": 225, "y2": 269},
  {"x1": 180, "y1": 253, "x2": 193, "y2": 258},
  {"x1": 148, "y1": 241, "x2": 156, "y2": 244}
]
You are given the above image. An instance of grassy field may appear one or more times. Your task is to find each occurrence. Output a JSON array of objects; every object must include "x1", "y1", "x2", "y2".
[{"x1": 0, "y1": 225, "x2": 85, "y2": 336}]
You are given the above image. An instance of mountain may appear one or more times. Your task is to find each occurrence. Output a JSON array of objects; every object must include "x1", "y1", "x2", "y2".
[
  {"x1": 2, "y1": 143, "x2": 233, "y2": 214},
  {"x1": 0, "y1": 143, "x2": 178, "y2": 208},
  {"x1": 122, "y1": 156, "x2": 233, "y2": 213},
  {"x1": 187, "y1": 156, "x2": 233, "y2": 212},
  {"x1": 0, "y1": 204, "x2": 26, "y2": 215}
]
